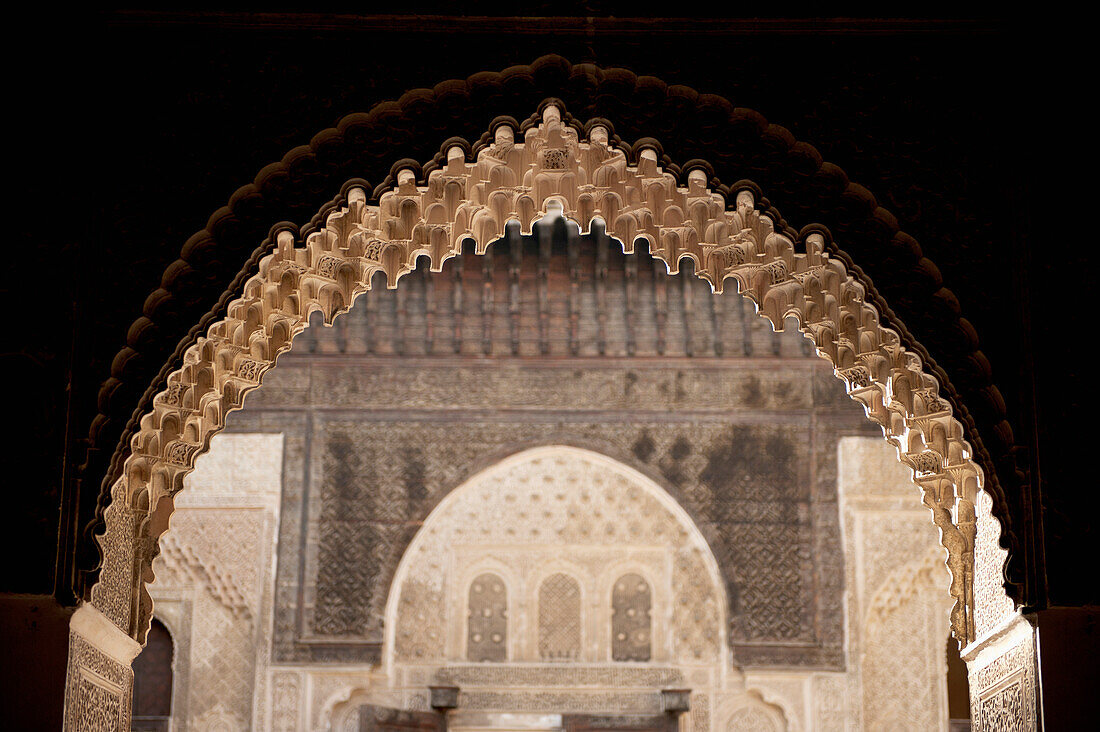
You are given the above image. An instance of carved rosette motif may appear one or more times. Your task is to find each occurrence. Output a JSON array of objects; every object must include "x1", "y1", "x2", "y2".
[{"x1": 80, "y1": 104, "x2": 995, "y2": 728}]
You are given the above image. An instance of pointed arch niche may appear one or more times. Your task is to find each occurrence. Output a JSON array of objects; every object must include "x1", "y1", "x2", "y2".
[{"x1": 64, "y1": 102, "x2": 1025, "y2": 730}]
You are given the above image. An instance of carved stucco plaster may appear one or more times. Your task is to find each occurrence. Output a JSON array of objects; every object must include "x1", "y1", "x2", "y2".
[
  {"x1": 73, "y1": 104, "x2": 1010, "y2": 728},
  {"x1": 64, "y1": 629, "x2": 133, "y2": 732},
  {"x1": 716, "y1": 435, "x2": 971, "y2": 732},
  {"x1": 145, "y1": 433, "x2": 284, "y2": 731},
  {"x1": 385, "y1": 446, "x2": 726, "y2": 671},
  {"x1": 835, "y1": 437, "x2": 956, "y2": 732},
  {"x1": 962, "y1": 613, "x2": 1038, "y2": 732}
]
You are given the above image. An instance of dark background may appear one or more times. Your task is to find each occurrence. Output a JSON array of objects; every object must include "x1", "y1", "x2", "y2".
[{"x1": 1, "y1": 8, "x2": 1089, "y2": 727}]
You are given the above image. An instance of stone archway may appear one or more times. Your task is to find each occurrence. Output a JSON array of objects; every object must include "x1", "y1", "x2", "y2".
[{"x1": 64, "y1": 102, "x2": 1022, "y2": 730}]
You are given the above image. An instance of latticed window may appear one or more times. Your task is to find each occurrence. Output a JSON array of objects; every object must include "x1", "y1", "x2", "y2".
[
  {"x1": 467, "y1": 573, "x2": 507, "y2": 661},
  {"x1": 612, "y1": 573, "x2": 652, "y2": 661},
  {"x1": 538, "y1": 573, "x2": 582, "y2": 661}
]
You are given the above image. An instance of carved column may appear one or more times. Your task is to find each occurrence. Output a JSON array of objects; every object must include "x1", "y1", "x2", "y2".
[{"x1": 63, "y1": 603, "x2": 141, "y2": 731}]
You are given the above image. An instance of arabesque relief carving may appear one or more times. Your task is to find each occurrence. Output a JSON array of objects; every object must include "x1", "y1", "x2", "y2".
[
  {"x1": 389, "y1": 447, "x2": 724, "y2": 667},
  {"x1": 75, "y1": 102, "x2": 1000, "y2": 728}
]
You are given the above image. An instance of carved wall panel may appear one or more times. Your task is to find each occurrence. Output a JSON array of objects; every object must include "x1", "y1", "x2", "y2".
[
  {"x1": 270, "y1": 671, "x2": 303, "y2": 732},
  {"x1": 433, "y1": 665, "x2": 685, "y2": 687},
  {"x1": 811, "y1": 674, "x2": 850, "y2": 732},
  {"x1": 727, "y1": 707, "x2": 781, "y2": 732},
  {"x1": 860, "y1": 550, "x2": 950, "y2": 731},
  {"x1": 966, "y1": 616, "x2": 1038, "y2": 732},
  {"x1": 717, "y1": 692, "x2": 788, "y2": 732},
  {"x1": 691, "y1": 692, "x2": 710, "y2": 732},
  {"x1": 64, "y1": 632, "x2": 132, "y2": 732},
  {"x1": 830, "y1": 437, "x2": 960, "y2": 732}
]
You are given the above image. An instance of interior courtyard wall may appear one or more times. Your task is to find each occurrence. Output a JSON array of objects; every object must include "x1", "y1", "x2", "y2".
[
  {"x1": 137, "y1": 264, "x2": 960, "y2": 730},
  {"x1": 211, "y1": 250, "x2": 878, "y2": 673}
]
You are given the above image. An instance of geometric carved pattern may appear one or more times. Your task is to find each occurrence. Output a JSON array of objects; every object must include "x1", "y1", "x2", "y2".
[
  {"x1": 970, "y1": 627, "x2": 1037, "y2": 732},
  {"x1": 312, "y1": 428, "x2": 389, "y2": 638},
  {"x1": 538, "y1": 573, "x2": 582, "y2": 662},
  {"x1": 467, "y1": 573, "x2": 507, "y2": 662},
  {"x1": 91, "y1": 499, "x2": 138, "y2": 634},
  {"x1": 79, "y1": 100, "x2": 999, "y2": 725},
  {"x1": 65, "y1": 632, "x2": 132, "y2": 732},
  {"x1": 142, "y1": 433, "x2": 282, "y2": 732},
  {"x1": 861, "y1": 552, "x2": 949, "y2": 731},
  {"x1": 395, "y1": 578, "x2": 445, "y2": 662},
  {"x1": 156, "y1": 532, "x2": 254, "y2": 620},
  {"x1": 611, "y1": 573, "x2": 652, "y2": 662},
  {"x1": 672, "y1": 548, "x2": 722, "y2": 662},
  {"x1": 295, "y1": 376, "x2": 832, "y2": 664},
  {"x1": 434, "y1": 666, "x2": 684, "y2": 687},
  {"x1": 973, "y1": 490, "x2": 1016, "y2": 639},
  {"x1": 977, "y1": 682, "x2": 1024, "y2": 732},
  {"x1": 836, "y1": 437, "x2": 957, "y2": 732}
]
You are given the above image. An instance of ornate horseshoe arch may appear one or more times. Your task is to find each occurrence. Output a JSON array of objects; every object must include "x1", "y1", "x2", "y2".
[{"x1": 65, "y1": 101, "x2": 1008, "y2": 729}]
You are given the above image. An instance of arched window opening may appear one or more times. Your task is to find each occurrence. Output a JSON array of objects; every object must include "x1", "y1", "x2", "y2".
[
  {"x1": 612, "y1": 573, "x2": 652, "y2": 661},
  {"x1": 467, "y1": 573, "x2": 507, "y2": 662},
  {"x1": 131, "y1": 617, "x2": 173, "y2": 731},
  {"x1": 539, "y1": 573, "x2": 582, "y2": 661},
  {"x1": 946, "y1": 634, "x2": 972, "y2": 729}
]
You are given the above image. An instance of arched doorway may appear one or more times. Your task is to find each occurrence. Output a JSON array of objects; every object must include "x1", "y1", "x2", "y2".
[{"x1": 64, "y1": 102, "x2": 1030, "y2": 730}]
